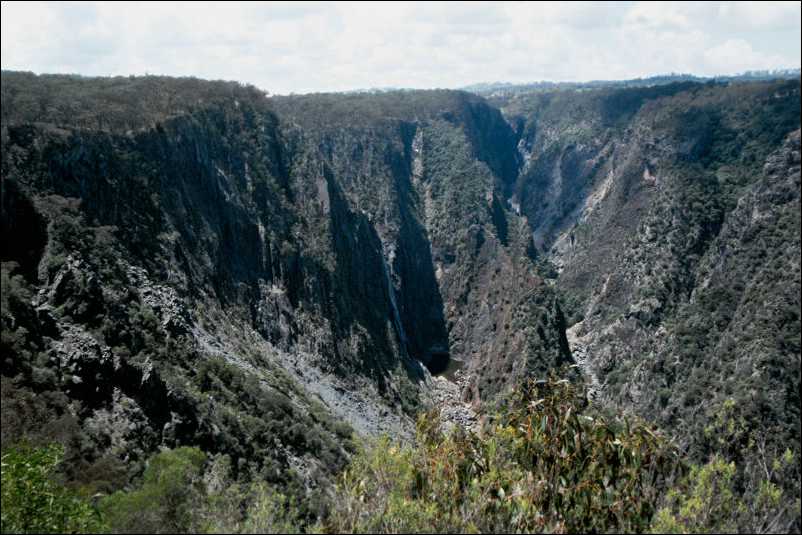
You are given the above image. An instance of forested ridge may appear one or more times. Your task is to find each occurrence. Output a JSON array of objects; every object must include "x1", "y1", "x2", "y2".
[{"x1": 1, "y1": 71, "x2": 800, "y2": 533}]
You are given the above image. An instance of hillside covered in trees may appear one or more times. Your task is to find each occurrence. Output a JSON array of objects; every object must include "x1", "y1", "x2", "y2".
[{"x1": 1, "y1": 71, "x2": 800, "y2": 533}]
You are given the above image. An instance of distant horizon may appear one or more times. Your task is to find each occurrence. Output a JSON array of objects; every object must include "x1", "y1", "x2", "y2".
[
  {"x1": 3, "y1": 66, "x2": 800, "y2": 97},
  {"x1": 2, "y1": 2, "x2": 800, "y2": 94}
]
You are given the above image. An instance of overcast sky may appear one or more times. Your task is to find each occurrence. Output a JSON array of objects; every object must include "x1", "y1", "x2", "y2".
[{"x1": 1, "y1": 1, "x2": 800, "y2": 94}]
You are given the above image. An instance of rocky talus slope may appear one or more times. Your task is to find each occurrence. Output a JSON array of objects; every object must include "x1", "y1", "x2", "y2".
[
  {"x1": 1, "y1": 73, "x2": 568, "y2": 497},
  {"x1": 1, "y1": 72, "x2": 799, "y2": 517},
  {"x1": 427, "y1": 369, "x2": 478, "y2": 433},
  {"x1": 495, "y1": 79, "x2": 800, "y2": 469}
]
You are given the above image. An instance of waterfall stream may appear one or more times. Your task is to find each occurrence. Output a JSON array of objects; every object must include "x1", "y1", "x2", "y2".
[{"x1": 381, "y1": 250, "x2": 408, "y2": 353}]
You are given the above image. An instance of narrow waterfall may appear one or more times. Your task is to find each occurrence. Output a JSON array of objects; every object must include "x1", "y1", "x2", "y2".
[{"x1": 381, "y1": 250, "x2": 408, "y2": 353}]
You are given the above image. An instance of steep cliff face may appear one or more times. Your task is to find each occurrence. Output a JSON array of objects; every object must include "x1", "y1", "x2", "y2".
[
  {"x1": 1, "y1": 74, "x2": 570, "y2": 498},
  {"x1": 2, "y1": 72, "x2": 799, "y2": 516},
  {"x1": 412, "y1": 116, "x2": 569, "y2": 403},
  {"x1": 1, "y1": 75, "x2": 422, "y2": 497},
  {"x1": 271, "y1": 91, "x2": 570, "y2": 403},
  {"x1": 496, "y1": 79, "x2": 801, "y2": 464}
]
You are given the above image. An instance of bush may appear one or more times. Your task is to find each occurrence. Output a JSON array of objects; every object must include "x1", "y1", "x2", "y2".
[
  {"x1": 238, "y1": 484, "x2": 304, "y2": 534},
  {"x1": 100, "y1": 447, "x2": 207, "y2": 534},
  {"x1": 324, "y1": 375, "x2": 680, "y2": 533},
  {"x1": 1, "y1": 443, "x2": 105, "y2": 533},
  {"x1": 652, "y1": 449, "x2": 800, "y2": 534}
]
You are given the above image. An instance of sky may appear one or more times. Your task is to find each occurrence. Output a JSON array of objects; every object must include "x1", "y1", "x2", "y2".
[{"x1": 1, "y1": 1, "x2": 800, "y2": 95}]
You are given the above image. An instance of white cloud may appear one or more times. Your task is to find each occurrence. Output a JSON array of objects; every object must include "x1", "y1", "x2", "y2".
[
  {"x1": 624, "y1": 1, "x2": 696, "y2": 31},
  {"x1": 716, "y1": 1, "x2": 801, "y2": 30},
  {"x1": 1, "y1": 1, "x2": 800, "y2": 94},
  {"x1": 704, "y1": 38, "x2": 791, "y2": 74}
]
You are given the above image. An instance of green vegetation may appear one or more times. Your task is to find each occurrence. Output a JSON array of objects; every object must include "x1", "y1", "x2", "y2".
[
  {"x1": 651, "y1": 451, "x2": 799, "y2": 534},
  {"x1": 271, "y1": 89, "x2": 483, "y2": 131},
  {"x1": 100, "y1": 447, "x2": 207, "y2": 533},
  {"x1": 3, "y1": 376, "x2": 796, "y2": 533},
  {"x1": 0, "y1": 443, "x2": 307, "y2": 534},
  {"x1": 1, "y1": 71, "x2": 268, "y2": 132},
  {"x1": 497, "y1": 77, "x2": 801, "y2": 533},
  {"x1": 321, "y1": 374, "x2": 799, "y2": 533},
  {"x1": 325, "y1": 375, "x2": 679, "y2": 533},
  {"x1": 1, "y1": 444, "x2": 105, "y2": 533},
  {"x1": 2, "y1": 71, "x2": 799, "y2": 532}
]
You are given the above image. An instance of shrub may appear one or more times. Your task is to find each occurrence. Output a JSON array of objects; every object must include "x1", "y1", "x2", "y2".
[
  {"x1": 239, "y1": 483, "x2": 304, "y2": 534},
  {"x1": 0, "y1": 443, "x2": 105, "y2": 533},
  {"x1": 100, "y1": 447, "x2": 207, "y2": 534},
  {"x1": 323, "y1": 375, "x2": 680, "y2": 533},
  {"x1": 652, "y1": 449, "x2": 800, "y2": 534}
]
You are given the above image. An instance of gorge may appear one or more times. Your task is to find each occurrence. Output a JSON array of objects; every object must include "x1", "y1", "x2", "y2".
[{"x1": 1, "y1": 71, "x2": 800, "y2": 532}]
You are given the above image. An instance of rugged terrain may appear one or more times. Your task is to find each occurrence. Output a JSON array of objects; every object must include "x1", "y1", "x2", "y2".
[
  {"x1": 491, "y1": 80, "x2": 800, "y2": 464},
  {"x1": 0, "y1": 73, "x2": 570, "y2": 496},
  {"x1": 1, "y1": 71, "x2": 800, "y2": 528}
]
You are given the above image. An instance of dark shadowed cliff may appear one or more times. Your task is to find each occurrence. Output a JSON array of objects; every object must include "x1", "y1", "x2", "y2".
[{"x1": 1, "y1": 71, "x2": 799, "y2": 531}]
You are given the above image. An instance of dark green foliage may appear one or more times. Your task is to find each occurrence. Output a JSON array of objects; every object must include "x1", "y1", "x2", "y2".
[
  {"x1": 496, "y1": 78, "x2": 801, "y2": 532},
  {"x1": 598, "y1": 82, "x2": 700, "y2": 127},
  {"x1": 190, "y1": 355, "x2": 354, "y2": 488},
  {"x1": 422, "y1": 119, "x2": 496, "y2": 251},
  {"x1": 100, "y1": 447, "x2": 207, "y2": 534},
  {"x1": 96, "y1": 447, "x2": 312, "y2": 534},
  {"x1": 272, "y1": 89, "x2": 484, "y2": 131},
  {"x1": 1, "y1": 70, "x2": 799, "y2": 533},
  {"x1": 632, "y1": 130, "x2": 801, "y2": 531},
  {"x1": 0, "y1": 190, "x2": 352, "y2": 520},
  {"x1": 651, "y1": 449, "x2": 800, "y2": 534},
  {"x1": 1, "y1": 443, "x2": 106, "y2": 533},
  {"x1": 1, "y1": 70, "x2": 371, "y2": 521},
  {"x1": 0, "y1": 263, "x2": 39, "y2": 376},
  {"x1": 474, "y1": 71, "x2": 801, "y2": 99},
  {"x1": 1, "y1": 71, "x2": 268, "y2": 133},
  {"x1": 324, "y1": 375, "x2": 680, "y2": 533}
]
